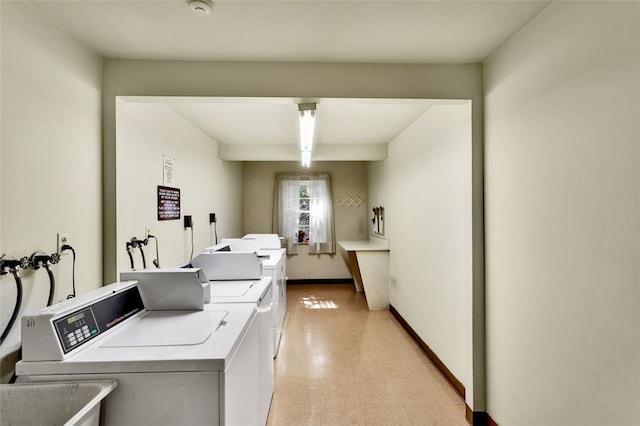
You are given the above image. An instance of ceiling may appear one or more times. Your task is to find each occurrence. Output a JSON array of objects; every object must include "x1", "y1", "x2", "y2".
[
  {"x1": 124, "y1": 96, "x2": 463, "y2": 160},
  {"x1": 27, "y1": 0, "x2": 551, "y2": 161}
]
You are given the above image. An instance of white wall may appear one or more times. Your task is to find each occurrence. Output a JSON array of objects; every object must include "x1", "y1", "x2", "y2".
[
  {"x1": 115, "y1": 100, "x2": 242, "y2": 273},
  {"x1": 484, "y1": 2, "x2": 640, "y2": 424},
  {"x1": 0, "y1": 2, "x2": 103, "y2": 380},
  {"x1": 368, "y1": 102, "x2": 473, "y2": 405},
  {"x1": 242, "y1": 161, "x2": 367, "y2": 280}
]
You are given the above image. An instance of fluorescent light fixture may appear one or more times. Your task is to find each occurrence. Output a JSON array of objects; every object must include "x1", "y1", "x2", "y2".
[
  {"x1": 301, "y1": 150, "x2": 311, "y2": 167},
  {"x1": 298, "y1": 103, "x2": 316, "y2": 167},
  {"x1": 299, "y1": 109, "x2": 315, "y2": 151}
]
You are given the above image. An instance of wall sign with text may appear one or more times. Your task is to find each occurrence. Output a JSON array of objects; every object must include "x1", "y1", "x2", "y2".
[{"x1": 157, "y1": 186, "x2": 180, "y2": 220}]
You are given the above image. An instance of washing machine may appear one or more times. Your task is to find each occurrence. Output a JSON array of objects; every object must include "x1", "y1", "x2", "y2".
[
  {"x1": 241, "y1": 234, "x2": 283, "y2": 251},
  {"x1": 16, "y1": 279, "x2": 263, "y2": 426},
  {"x1": 258, "y1": 249, "x2": 286, "y2": 356},
  {"x1": 207, "y1": 277, "x2": 274, "y2": 425},
  {"x1": 197, "y1": 245, "x2": 286, "y2": 358},
  {"x1": 242, "y1": 235, "x2": 287, "y2": 357}
]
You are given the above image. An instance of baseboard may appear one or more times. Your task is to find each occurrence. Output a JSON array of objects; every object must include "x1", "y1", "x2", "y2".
[
  {"x1": 389, "y1": 304, "x2": 465, "y2": 400},
  {"x1": 465, "y1": 405, "x2": 499, "y2": 426},
  {"x1": 286, "y1": 278, "x2": 355, "y2": 285}
]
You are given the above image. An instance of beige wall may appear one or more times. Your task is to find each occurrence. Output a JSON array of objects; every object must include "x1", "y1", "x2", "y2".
[
  {"x1": 243, "y1": 161, "x2": 367, "y2": 279},
  {"x1": 484, "y1": 2, "x2": 640, "y2": 424},
  {"x1": 0, "y1": 2, "x2": 103, "y2": 380},
  {"x1": 368, "y1": 102, "x2": 474, "y2": 406},
  {"x1": 101, "y1": 58, "x2": 485, "y2": 408},
  {"x1": 115, "y1": 100, "x2": 243, "y2": 273}
]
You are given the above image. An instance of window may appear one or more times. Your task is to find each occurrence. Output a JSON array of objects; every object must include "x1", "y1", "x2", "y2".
[
  {"x1": 273, "y1": 173, "x2": 335, "y2": 255},
  {"x1": 297, "y1": 184, "x2": 311, "y2": 244}
]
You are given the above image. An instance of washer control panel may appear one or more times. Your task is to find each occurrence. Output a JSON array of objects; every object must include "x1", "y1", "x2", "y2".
[
  {"x1": 54, "y1": 308, "x2": 99, "y2": 353},
  {"x1": 52, "y1": 286, "x2": 145, "y2": 354}
]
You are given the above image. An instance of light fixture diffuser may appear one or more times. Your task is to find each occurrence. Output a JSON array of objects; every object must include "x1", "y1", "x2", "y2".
[
  {"x1": 301, "y1": 150, "x2": 312, "y2": 167},
  {"x1": 298, "y1": 103, "x2": 316, "y2": 167}
]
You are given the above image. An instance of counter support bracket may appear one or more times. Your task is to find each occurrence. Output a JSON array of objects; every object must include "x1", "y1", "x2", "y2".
[{"x1": 339, "y1": 240, "x2": 390, "y2": 311}]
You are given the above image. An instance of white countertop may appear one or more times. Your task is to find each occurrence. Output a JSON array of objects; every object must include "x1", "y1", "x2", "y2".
[{"x1": 338, "y1": 238, "x2": 389, "y2": 252}]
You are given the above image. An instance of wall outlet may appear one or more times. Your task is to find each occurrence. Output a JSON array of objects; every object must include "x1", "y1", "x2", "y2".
[
  {"x1": 184, "y1": 215, "x2": 192, "y2": 229},
  {"x1": 57, "y1": 233, "x2": 71, "y2": 254},
  {"x1": 145, "y1": 227, "x2": 152, "y2": 239}
]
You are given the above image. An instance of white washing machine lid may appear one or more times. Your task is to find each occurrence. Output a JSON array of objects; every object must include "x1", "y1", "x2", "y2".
[
  {"x1": 260, "y1": 250, "x2": 283, "y2": 269},
  {"x1": 242, "y1": 234, "x2": 282, "y2": 250},
  {"x1": 101, "y1": 311, "x2": 226, "y2": 347},
  {"x1": 209, "y1": 282, "x2": 254, "y2": 297},
  {"x1": 208, "y1": 277, "x2": 272, "y2": 304}
]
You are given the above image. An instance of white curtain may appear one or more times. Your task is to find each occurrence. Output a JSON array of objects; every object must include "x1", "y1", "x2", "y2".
[
  {"x1": 272, "y1": 173, "x2": 335, "y2": 255},
  {"x1": 273, "y1": 176, "x2": 302, "y2": 254}
]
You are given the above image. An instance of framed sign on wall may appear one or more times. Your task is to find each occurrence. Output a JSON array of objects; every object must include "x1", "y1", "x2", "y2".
[{"x1": 157, "y1": 185, "x2": 180, "y2": 220}]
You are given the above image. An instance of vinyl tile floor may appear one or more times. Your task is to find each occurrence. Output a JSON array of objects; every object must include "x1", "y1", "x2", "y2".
[{"x1": 267, "y1": 284, "x2": 468, "y2": 426}]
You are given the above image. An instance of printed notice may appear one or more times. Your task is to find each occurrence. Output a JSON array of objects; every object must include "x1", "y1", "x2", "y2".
[
  {"x1": 163, "y1": 156, "x2": 175, "y2": 186},
  {"x1": 157, "y1": 186, "x2": 180, "y2": 221}
]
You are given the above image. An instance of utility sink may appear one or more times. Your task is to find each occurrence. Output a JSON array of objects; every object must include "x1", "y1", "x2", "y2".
[{"x1": 0, "y1": 380, "x2": 116, "y2": 426}]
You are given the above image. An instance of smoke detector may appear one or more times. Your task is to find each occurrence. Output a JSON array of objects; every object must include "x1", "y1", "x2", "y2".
[{"x1": 188, "y1": 0, "x2": 213, "y2": 16}]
